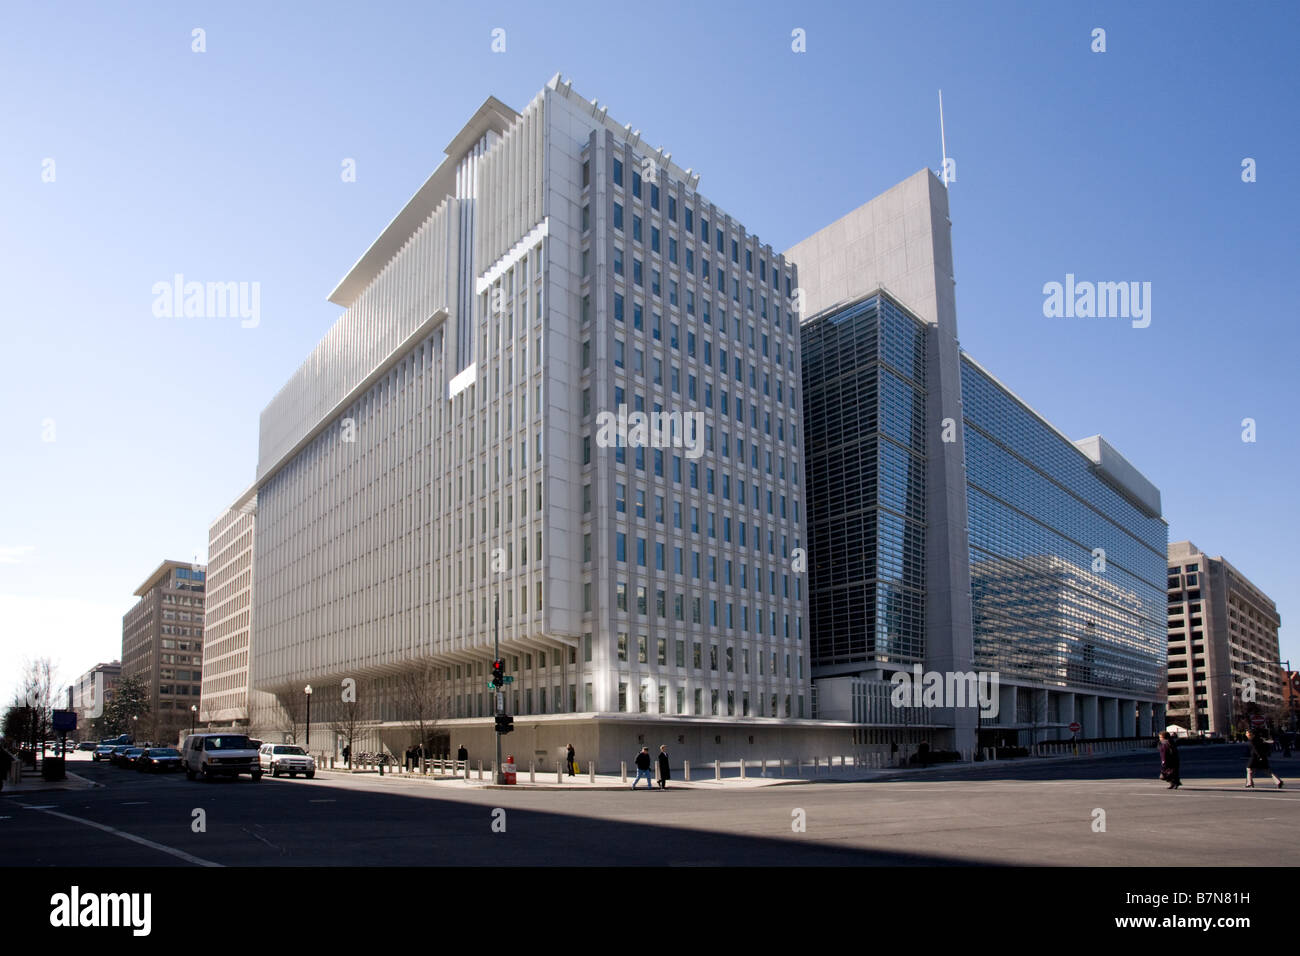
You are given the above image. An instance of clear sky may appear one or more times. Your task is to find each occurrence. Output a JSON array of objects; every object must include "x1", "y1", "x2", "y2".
[{"x1": 2, "y1": 0, "x2": 1297, "y2": 699}]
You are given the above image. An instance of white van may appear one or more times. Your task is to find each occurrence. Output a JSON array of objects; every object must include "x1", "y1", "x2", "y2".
[{"x1": 181, "y1": 733, "x2": 262, "y2": 781}]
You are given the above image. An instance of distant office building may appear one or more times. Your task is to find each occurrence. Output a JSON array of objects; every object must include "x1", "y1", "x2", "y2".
[
  {"x1": 1166, "y1": 540, "x2": 1283, "y2": 736},
  {"x1": 200, "y1": 488, "x2": 258, "y2": 729},
  {"x1": 241, "y1": 75, "x2": 827, "y2": 766},
  {"x1": 790, "y1": 171, "x2": 1168, "y2": 753},
  {"x1": 68, "y1": 660, "x2": 121, "y2": 736},
  {"x1": 122, "y1": 560, "x2": 206, "y2": 740}
]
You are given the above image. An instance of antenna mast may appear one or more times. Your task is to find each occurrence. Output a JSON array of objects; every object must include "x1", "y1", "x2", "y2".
[{"x1": 939, "y1": 89, "x2": 950, "y2": 186}]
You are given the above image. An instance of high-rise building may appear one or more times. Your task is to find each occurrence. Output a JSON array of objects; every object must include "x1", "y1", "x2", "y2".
[
  {"x1": 243, "y1": 75, "x2": 827, "y2": 766},
  {"x1": 1166, "y1": 540, "x2": 1283, "y2": 736},
  {"x1": 122, "y1": 560, "x2": 206, "y2": 741},
  {"x1": 199, "y1": 488, "x2": 257, "y2": 729},
  {"x1": 789, "y1": 171, "x2": 1168, "y2": 753}
]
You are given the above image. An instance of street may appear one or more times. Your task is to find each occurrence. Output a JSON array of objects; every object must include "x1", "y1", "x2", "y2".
[{"x1": 4, "y1": 745, "x2": 1295, "y2": 866}]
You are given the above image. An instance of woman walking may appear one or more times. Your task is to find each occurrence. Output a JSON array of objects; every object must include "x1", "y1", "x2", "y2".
[
  {"x1": 1245, "y1": 729, "x2": 1283, "y2": 789},
  {"x1": 1157, "y1": 731, "x2": 1181, "y2": 789}
]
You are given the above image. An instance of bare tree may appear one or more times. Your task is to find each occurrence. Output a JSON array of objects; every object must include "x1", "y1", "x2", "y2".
[
  {"x1": 274, "y1": 689, "x2": 305, "y2": 745},
  {"x1": 330, "y1": 699, "x2": 366, "y2": 769},
  {"x1": 18, "y1": 658, "x2": 56, "y2": 750},
  {"x1": 395, "y1": 660, "x2": 449, "y2": 766}
]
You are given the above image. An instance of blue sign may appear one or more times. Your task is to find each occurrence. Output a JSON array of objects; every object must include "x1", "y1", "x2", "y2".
[{"x1": 52, "y1": 710, "x2": 77, "y2": 732}]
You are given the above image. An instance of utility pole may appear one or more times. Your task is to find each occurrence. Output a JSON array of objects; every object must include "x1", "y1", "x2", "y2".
[{"x1": 494, "y1": 594, "x2": 504, "y2": 784}]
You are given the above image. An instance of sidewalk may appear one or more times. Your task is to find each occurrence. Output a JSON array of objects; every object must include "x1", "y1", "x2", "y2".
[
  {"x1": 311, "y1": 745, "x2": 1160, "y2": 791},
  {"x1": 1, "y1": 762, "x2": 100, "y2": 794}
]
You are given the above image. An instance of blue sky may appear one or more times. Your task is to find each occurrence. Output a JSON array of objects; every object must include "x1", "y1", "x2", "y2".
[{"x1": 2, "y1": 0, "x2": 1297, "y2": 696}]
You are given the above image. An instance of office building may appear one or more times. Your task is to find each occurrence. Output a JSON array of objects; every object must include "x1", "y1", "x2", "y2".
[
  {"x1": 67, "y1": 660, "x2": 121, "y2": 738},
  {"x1": 244, "y1": 75, "x2": 831, "y2": 767},
  {"x1": 789, "y1": 171, "x2": 1168, "y2": 753},
  {"x1": 199, "y1": 487, "x2": 258, "y2": 729},
  {"x1": 122, "y1": 559, "x2": 206, "y2": 742},
  {"x1": 1166, "y1": 540, "x2": 1283, "y2": 736}
]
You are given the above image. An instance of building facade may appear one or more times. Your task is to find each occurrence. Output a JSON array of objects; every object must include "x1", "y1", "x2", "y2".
[
  {"x1": 199, "y1": 488, "x2": 257, "y2": 728},
  {"x1": 67, "y1": 660, "x2": 121, "y2": 739},
  {"x1": 244, "y1": 76, "x2": 825, "y2": 767},
  {"x1": 1166, "y1": 540, "x2": 1284, "y2": 736},
  {"x1": 121, "y1": 560, "x2": 206, "y2": 741},
  {"x1": 789, "y1": 171, "x2": 1167, "y2": 754}
]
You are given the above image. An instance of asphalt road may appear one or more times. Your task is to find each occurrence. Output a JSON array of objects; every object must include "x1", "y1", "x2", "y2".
[{"x1": 4, "y1": 745, "x2": 1295, "y2": 866}]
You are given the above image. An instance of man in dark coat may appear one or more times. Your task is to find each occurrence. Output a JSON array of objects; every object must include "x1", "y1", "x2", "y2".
[
  {"x1": 566, "y1": 743, "x2": 576, "y2": 776},
  {"x1": 632, "y1": 747, "x2": 654, "y2": 789},
  {"x1": 1245, "y1": 730, "x2": 1283, "y2": 789},
  {"x1": 457, "y1": 744, "x2": 468, "y2": 766},
  {"x1": 1157, "y1": 731, "x2": 1181, "y2": 789},
  {"x1": 657, "y1": 745, "x2": 671, "y2": 789}
]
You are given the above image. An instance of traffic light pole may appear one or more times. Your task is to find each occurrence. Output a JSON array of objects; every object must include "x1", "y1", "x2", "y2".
[{"x1": 494, "y1": 594, "x2": 504, "y2": 784}]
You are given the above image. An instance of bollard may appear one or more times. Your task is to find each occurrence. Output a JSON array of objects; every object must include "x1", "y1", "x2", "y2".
[
  {"x1": 477, "y1": 760, "x2": 483, "y2": 780},
  {"x1": 621, "y1": 761, "x2": 627, "y2": 784},
  {"x1": 761, "y1": 758, "x2": 767, "y2": 777},
  {"x1": 715, "y1": 759, "x2": 720, "y2": 781},
  {"x1": 740, "y1": 758, "x2": 746, "y2": 779},
  {"x1": 556, "y1": 762, "x2": 563, "y2": 784},
  {"x1": 589, "y1": 761, "x2": 595, "y2": 784},
  {"x1": 530, "y1": 761, "x2": 536, "y2": 783},
  {"x1": 683, "y1": 760, "x2": 691, "y2": 782},
  {"x1": 379, "y1": 758, "x2": 385, "y2": 776},
  {"x1": 779, "y1": 757, "x2": 785, "y2": 777},
  {"x1": 463, "y1": 761, "x2": 469, "y2": 781}
]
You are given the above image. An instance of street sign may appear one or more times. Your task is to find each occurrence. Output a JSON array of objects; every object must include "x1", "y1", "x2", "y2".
[
  {"x1": 504, "y1": 676, "x2": 514, "y2": 683},
  {"x1": 1250, "y1": 714, "x2": 1267, "y2": 728},
  {"x1": 1068, "y1": 721, "x2": 1081, "y2": 734}
]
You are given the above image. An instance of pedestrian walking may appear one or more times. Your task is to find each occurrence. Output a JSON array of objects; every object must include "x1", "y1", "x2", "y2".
[
  {"x1": 1157, "y1": 731, "x2": 1181, "y2": 790},
  {"x1": 1245, "y1": 730, "x2": 1283, "y2": 789},
  {"x1": 457, "y1": 744, "x2": 468, "y2": 767},
  {"x1": 566, "y1": 743, "x2": 576, "y2": 776},
  {"x1": 342, "y1": 744, "x2": 351, "y2": 767},
  {"x1": 0, "y1": 742, "x2": 13, "y2": 793},
  {"x1": 657, "y1": 745, "x2": 671, "y2": 790},
  {"x1": 632, "y1": 746, "x2": 654, "y2": 789}
]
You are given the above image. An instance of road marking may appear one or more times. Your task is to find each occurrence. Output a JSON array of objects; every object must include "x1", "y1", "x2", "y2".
[
  {"x1": 22, "y1": 805, "x2": 222, "y2": 867},
  {"x1": 22, "y1": 805, "x2": 57, "y2": 810},
  {"x1": 121, "y1": 801, "x2": 149, "y2": 805},
  {"x1": 309, "y1": 799, "x2": 336, "y2": 803}
]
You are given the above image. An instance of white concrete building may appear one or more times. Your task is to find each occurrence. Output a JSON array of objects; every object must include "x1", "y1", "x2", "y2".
[{"x1": 245, "y1": 75, "x2": 832, "y2": 768}]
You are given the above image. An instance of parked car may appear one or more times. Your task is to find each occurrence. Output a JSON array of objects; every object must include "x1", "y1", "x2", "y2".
[
  {"x1": 113, "y1": 747, "x2": 144, "y2": 767},
  {"x1": 92, "y1": 745, "x2": 116, "y2": 762},
  {"x1": 181, "y1": 733, "x2": 261, "y2": 781},
  {"x1": 76, "y1": 742, "x2": 97, "y2": 752},
  {"x1": 137, "y1": 747, "x2": 182, "y2": 773},
  {"x1": 258, "y1": 744, "x2": 316, "y2": 778}
]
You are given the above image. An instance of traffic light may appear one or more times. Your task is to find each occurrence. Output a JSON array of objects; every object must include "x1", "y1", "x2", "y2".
[
  {"x1": 494, "y1": 713, "x2": 514, "y2": 735},
  {"x1": 491, "y1": 659, "x2": 505, "y2": 688}
]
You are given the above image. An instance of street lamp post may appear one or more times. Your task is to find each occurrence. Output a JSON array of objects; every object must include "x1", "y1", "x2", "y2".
[
  {"x1": 304, "y1": 685, "x2": 313, "y2": 749},
  {"x1": 189, "y1": 704, "x2": 197, "y2": 735}
]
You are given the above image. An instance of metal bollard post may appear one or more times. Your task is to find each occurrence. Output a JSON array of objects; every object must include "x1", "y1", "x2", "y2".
[
  {"x1": 761, "y1": 758, "x2": 767, "y2": 777},
  {"x1": 530, "y1": 761, "x2": 536, "y2": 783},
  {"x1": 556, "y1": 762, "x2": 562, "y2": 784},
  {"x1": 621, "y1": 761, "x2": 627, "y2": 784},
  {"x1": 477, "y1": 760, "x2": 483, "y2": 780},
  {"x1": 779, "y1": 757, "x2": 785, "y2": 777},
  {"x1": 714, "y1": 759, "x2": 721, "y2": 781},
  {"x1": 683, "y1": 760, "x2": 691, "y2": 782},
  {"x1": 589, "y1": 761, "x2": 595, "y2": 783},
  {"x1": 740, "y1": 758, "x2": 746, "y2": 779}
]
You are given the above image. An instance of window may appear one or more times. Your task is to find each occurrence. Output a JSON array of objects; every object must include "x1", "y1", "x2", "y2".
[
  {"x1": 613, "y1": 157, "x2": 623, "y2": 187},
  {"x1": 613, "y1": 202, "x2": 624, "y2": 231}
]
